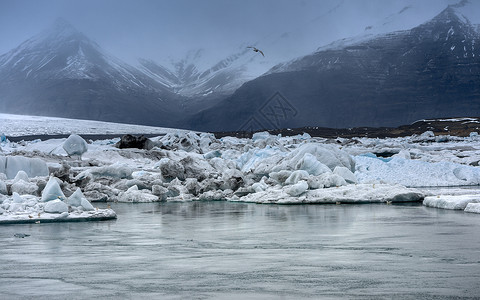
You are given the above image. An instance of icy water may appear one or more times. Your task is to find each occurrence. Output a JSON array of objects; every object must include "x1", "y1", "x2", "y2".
[{"x1": 0, "y1": 202, "x2": 479, "y2": 300}]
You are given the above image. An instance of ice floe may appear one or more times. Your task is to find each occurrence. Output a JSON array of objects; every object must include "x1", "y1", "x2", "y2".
[
  {"x1": 232, "y1": 183, "x2": 422, "y2": 204},
  {"x1": 423, "y1": 195, "x2": 480, "y2": 212},
  {"x1": 465, "y1": 203, "x2": 480, "y2": 213},
  {"x1": 1, "y1": 157, "x2": 115, "y2": 223},
  {"x1": 0, "y1": 188, "x2": 115, "y2": 224}
]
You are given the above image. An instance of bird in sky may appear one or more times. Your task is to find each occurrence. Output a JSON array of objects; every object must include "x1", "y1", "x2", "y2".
[{"x1": 247, "y1": 46, "x2": 264, "y2": 57}]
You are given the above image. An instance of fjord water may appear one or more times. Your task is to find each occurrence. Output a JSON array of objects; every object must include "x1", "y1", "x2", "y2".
[{"x1": 0, "y1": 202, "x2": 479, "y2": 299}]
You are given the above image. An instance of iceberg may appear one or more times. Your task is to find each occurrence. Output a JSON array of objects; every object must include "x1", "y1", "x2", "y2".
[
  {"x1": 67, "y1": 187, "x2": 84, "y2": 206},
  {"x1": 465, "y1": 203, "x2": 480, "y2": 214},
  {"x1": 295, "y1": 153, "x2": 331, "y2": 175},
  {"x1": 288, "y1": 143, "x2": 355, "y2": 172},
  {"x1": 41, "y1": 176, "x2": 66, "y2": 202},
  {"x1": 13, "y1": 170, "x2": 30, "y2": 182},
  {"x1": 0, "y1": 157, "x2": 5, "y2": 175},
  {"x1": 285, "y1": 180, "x2": 309, "y2": 196},
  {"x1": 80, "y1": 163, "x2": 133, "y2": 179},
  {"x1": 0, "y1": 179, "x2": 7, "y2": 195},
  {"x1": 68, "y1": 188, "x2": 95, "y2": 211},
  {"x1": 313, "y1": 173, "x2": 347, "y2": 188},
  {"x1": 156, "y1": 131, "x2": 219, "y2": 153},
  {"x1": 80, "y1": 197, "x2": 95, "y2": 211},
  {"x1": 238, "y1": 142, "x2": 354, "y2": 178},
  {"x1": 117, "y1": 185, "x2": 159, "y2": 203},
  {"x1": 44, "y1": 199, "x2": 69, "y2": 213},
  {"x1": 355, "y1": 155, "x2": 480, "y2": 187},
  {"x1": 10, "y1": 171, "x2": 38, "y2": 195},
  {"x1": 285, "y1": 170, "x2": 310, "y2": 185},
  {"x1": 333, "y1": 166, "x2": 357, "y2": 184},
  {"x1": 11, "y1": 177, "x2": 38, "y2": 195},
  {"x1": 1, "y1": 156, "x2": 49, "y2": 179},
  {"x1": 63, "y1": 134, "x2": 88, "y2": 156}
]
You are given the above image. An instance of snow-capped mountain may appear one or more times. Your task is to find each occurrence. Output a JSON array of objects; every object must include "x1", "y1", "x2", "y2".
[
  {"x1": 268, "y1": 4, "x2": 479, "y2": 74},
  {"x1": 0, "y1": 17, "x2": 276, "y2": 126},
  {"x1": 138, "y1": 47, "x2": 268, "y2": 98},
  {"x1": 188, "y1": 4, "x2": 480, "y2": 132},
  {"x1": 138, "y1": 1, "x2": 472, "y2": 101},
  {"x1": 0, "y1": 18, "x2": 153, "y2": 86},
  {"x1": 137, "y1": 58, "x2": 181, "y2": 91},
  {"x1": 0, "y1": 18, "x2": 183, "y2": 127},
  {"x1": 1, "y1": 2, "x2": 479, "y2": 131}
]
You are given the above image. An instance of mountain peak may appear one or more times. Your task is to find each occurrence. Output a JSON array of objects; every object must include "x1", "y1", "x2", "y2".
[
  {"x1": 411, "y1": 2, "x2": 478, "y2": 41},
  {"x1": 431, "y1": 7, "x2": 463, "y2": 23},
  {"x1": 17, "y1": 17, "x2": 99, "y2": 56},
  {"x1": 450, "y1": 0, "x2": 470, "y2": 9},
  {"x1": 430, "y1": 3, "x2": 472, "y2": 26},
  {"x1": 51, "y1": 17, "x2": 76, "y2": 31},
  {"x1": 44, "y1": 17, "x2": 84, "y2": 40}
]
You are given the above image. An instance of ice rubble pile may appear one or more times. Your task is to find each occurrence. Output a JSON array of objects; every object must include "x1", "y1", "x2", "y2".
[
  {"x1": 342, "y1": 130, "x2": 480, "y2": 187},
  {"x1": 3, "y1": 130, "x2": 480, "y2": 213},
  {"x1": 0, "y1": 134, "x2": 116, "y2": 223},
  {"x1": 21, "y1": 131, "x2": 420, "y2": 205}
]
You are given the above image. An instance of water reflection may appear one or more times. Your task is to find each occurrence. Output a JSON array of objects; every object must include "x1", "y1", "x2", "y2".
[{"x1": 0, "y1": 202, "x2": 479, "y2": 299}]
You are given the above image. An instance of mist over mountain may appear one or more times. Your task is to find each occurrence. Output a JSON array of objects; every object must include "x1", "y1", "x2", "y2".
[
  {"x1": 0, "y1": 18, "x2": 276, "y2": 126},
  {"x1": 0, "y1": 2, "x2": 479, "y2": 131},
  {"x1": 138, "y1": 47, "x2": 262, "y2": 99},
  {"x1": 189, "y1": 5, "x2": 480, "y2": 131},
  {"x1": 0, "y1": 18, "x2": 183, "y2": 126}
]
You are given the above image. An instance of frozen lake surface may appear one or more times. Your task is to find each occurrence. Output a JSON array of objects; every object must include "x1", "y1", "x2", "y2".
[{"x1": 0, "y1": 202, "x2": 479, "y2": 299}]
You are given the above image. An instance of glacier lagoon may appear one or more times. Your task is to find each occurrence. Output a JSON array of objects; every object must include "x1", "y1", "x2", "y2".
[
  {"x1": 1, "y1": 201, "x2": 479, "y2": 299},
  {"x1": 2, "y1": 114, "x2": 480, "y2": 298}
]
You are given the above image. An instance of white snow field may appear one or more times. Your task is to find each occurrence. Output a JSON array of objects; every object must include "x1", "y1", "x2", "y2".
[
  {"x1": 0, "y1": 113, "x2": 190, "y2": 137},
  {"x1": 1, "y1": 114, "x2": 480, "y2": 224}
]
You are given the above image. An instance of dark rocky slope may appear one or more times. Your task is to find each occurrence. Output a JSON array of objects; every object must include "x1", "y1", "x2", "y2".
[{"x1": 190, "y1": 6, "x2": 480, "y2": 132}]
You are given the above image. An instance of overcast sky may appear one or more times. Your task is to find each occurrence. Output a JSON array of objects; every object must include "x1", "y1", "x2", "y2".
[{"x1": 0, "y1": 0, "x2": 474, "y2": 67}]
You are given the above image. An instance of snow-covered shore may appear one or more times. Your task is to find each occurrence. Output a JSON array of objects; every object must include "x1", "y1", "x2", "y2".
[
  {"x1": 1, "y1": 114, "x2": 480, "y2": 224},
  {"x1": 0, "y1": 113, "x2": 190, "y2": 137}
]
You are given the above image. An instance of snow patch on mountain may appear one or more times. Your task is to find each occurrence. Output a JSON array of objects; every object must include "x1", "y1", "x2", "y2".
[{"x1": 138, "y1": 46, "x2": 271, "y2": 97}]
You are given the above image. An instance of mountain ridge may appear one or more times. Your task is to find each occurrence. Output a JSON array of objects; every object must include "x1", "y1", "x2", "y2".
[
  {"x1": 1, "y1": 4, "x2": 479, "y2": 131},
  {"x1": 0, "y1": 18, "x2": 183, "y2": 126},
  {"x1": 188, "y1": 5, "x2": 480, "y2": 131}
]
